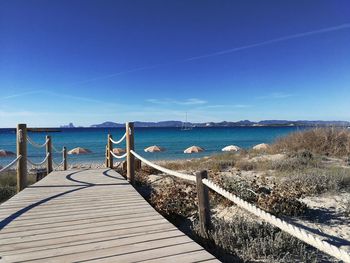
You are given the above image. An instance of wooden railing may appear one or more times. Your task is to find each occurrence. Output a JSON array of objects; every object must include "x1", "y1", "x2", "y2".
[
  {"x1": 120, "y1": 122, "x2": 350, "y2": 262},
  {"x1": 15, "y1": 123, "x2": 67, "y2": 191},
  {"x1": 3, "y1": 121, "x2": 349, "y2": 261}
]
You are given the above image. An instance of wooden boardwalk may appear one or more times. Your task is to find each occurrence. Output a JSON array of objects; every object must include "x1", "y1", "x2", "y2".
[{"x1": 0, "y1": 169, "x2": 218, "y2": 262}]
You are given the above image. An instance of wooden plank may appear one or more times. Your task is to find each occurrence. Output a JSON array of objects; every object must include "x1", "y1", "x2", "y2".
[{"x1": 0, "y1": 168, "x2": 218, "y2": 262}]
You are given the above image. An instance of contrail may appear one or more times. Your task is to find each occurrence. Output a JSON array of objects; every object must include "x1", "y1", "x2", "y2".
[
  {"x1": 0, "y1": 90, "x2": 44, "y2": 100},
  {"x1": 68, "y1": 23, "x2": 350, "y2": 86},
  {"x1": 183, "y1": 23, "x2": 350, "y2": 61}
]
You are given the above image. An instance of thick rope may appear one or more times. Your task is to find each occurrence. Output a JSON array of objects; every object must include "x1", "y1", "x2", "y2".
[
  {"x1": 0, "y1": 155, "x2": 22, "y2": 174},
  {"x1": 110, "y1": 150, "x2": 127, "y2": 159},
  {"x1": 52, "y1": 158, "x2": 64, "y2": 167},
  {"x1": 202, "y1": 178, "x2": 350, "y2": 262},
  {"x1": 27, "y1": 153, "x2": 50, "y2": 167},
  {"x1": 27, "y1": 135, "x2": 49, "y2": 149},
  {"x1": 110, "y1": 132, "x2": 127, "y2": 145},
  {"x1": 131, "y1": 150, "x2": 196, "y2": 182},
  {"x1": 52, "y1": 145, "x2": 64, "y2": 153}
]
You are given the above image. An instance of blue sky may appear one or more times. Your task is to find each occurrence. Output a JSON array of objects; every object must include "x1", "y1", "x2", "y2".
[{"x1": 0, "y1": 0, "x2": 350, "y2": 127}]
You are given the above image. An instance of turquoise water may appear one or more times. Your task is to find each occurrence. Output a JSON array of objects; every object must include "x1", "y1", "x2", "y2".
[{"x1": 0, "y1": 127, "x2": 302, "y2": 166}]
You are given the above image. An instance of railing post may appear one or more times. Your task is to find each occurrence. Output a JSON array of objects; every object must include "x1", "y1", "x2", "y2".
[
  {"x1": 46, "y1": 135, "x2": 53, "y2": 174},
  {"x1": 16, "y1": 124, "x2": 27, "y2": 192},
  {"x1": 126, "y1": 122, "x2": 135, "y2": 185},
  {"x1": 107, "y1": 134, "x2": 113, "y2": 168},
  {"x1": 196, "y1": 170, "x2": 210, "y2": 236},
  {"x1": 105, "y1": 144, "x2": 108, "y2": 168},
  {"x1": 63, "y1": 146, "x2": 67, "y2": 170}
]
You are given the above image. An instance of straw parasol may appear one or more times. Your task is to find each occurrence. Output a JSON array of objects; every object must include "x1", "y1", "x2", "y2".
[
  {"x1": 184, "y1": 146, "x2": 204, "y2": 154},
  {"x1": 144, "y1": 145, "x2": 165, "y2": 153},
  {"x1": 0, "y1": 150, "x2": 16, "y2": 157},
  {"x1": 222, "y1": 145, "x2": 240, "y2": 152},
  {"x1": 253, "y1": 143, "x2": 269, "y2": 150},
  {"x1": 68, "y1": 147, "x2": 92, "y2": 155},
  {"x1": 113, "y1": 148, "x2": 126, "y2": 155}
]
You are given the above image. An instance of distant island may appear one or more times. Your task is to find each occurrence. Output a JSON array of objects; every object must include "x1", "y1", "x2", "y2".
[{"x1": 83, "y1": 120, "x2": 350, "y2": 128}]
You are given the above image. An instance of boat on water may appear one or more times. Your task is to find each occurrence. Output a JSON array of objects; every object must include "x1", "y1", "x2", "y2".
[{"x1": 181, "y1": 112, "x2": 193, "y2": 131}]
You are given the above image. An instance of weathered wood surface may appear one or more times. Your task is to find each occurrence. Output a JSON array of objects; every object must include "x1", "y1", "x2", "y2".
[{"x1": 0, "y1": 169, "x2": 218, "y2": 262}]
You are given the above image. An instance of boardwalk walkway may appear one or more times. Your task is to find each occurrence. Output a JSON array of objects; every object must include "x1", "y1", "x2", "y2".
[{"x1": 0, "y1": 169, "x2": 218, "y2": 262}]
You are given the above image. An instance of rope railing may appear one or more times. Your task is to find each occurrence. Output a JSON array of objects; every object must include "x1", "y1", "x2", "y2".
[
  {"x1": 27, "y1": 135, "x2": 49, "y2": 149},
  {"x1": 110, "y1": 150, "x2": 127, "y2": 159},
  {"x1": 202, "y1": 179, "x2": 350, "y2": 262},
  {"x1": 52, "y1": 145, "x2": 64, "y2": 154},
  {"x1": 109, "y1": 132, "x2": 127, "y2": 145},
  {"x1": 27, "y1": 153, "x2": 50, "y2": 167},
  {"x1": 0, "y1": 155, "x2": 22, "y2": 174},
  {"x1": 129, "y1": 148, "x2": 350, "y2": 262},
  {"x1": 52, "y1": 158, "x2": 64, "y2": 167},
  {"x1": 130, "y1": 150, "x2": 196, "y2": 182}
]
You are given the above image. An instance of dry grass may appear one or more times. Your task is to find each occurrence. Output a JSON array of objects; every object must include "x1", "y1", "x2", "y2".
[
  {"x1": 271, "y1": 128, "x2": 350, "y2": 157},
  {"x1": 163, "y1": 152, "x2": 239, "y2": 173},
  {"x1": 279, "y1": 167, "x2": 350, "y2": 196},
  {"x1": 132, "y1": 127, "x2": 350, "y2": 262},
  {"x1": 150, "y1": 179, "x2": 197, "y2": 218},
  {"x1": 0, "y1": 171, "x2": 37, "y2": 203}
]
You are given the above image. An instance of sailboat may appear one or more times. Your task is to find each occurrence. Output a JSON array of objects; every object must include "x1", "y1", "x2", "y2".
[{"x1": 181, "y1": 112, "x2": 193, "y2": 131}]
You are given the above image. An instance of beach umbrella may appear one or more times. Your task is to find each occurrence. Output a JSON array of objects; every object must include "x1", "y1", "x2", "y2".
[
  {"x1": 222, "y1": 145, "x2": 241, "y2": 152},
  {"x1": 184, "y1": 146, "x2": 204, "y2": 154},
  {"x1": 68, "y1": 147, "x2": 92, "y2": 155},
  {"x1": 0, "y1": 150, "x2": 16, "y2": 157},
  {"x1": 144, "y1": 145, "x2": 165, "y2": 153},
  {"x1": 113, "y1": 148, "x2": 126, "y2": 155},
  {"x1": 253, "y1": 143, "x2": 269, "y2": 150}
]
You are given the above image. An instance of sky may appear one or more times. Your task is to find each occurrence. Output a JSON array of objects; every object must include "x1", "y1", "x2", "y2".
[{"x1": 0, "y1": 0, "x2": 350, "y2": 127}]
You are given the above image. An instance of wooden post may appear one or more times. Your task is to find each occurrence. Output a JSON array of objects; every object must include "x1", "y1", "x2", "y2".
[
  {"x1": 196, "y1": 170, "x2": 210, "y2": 236},
  {"x1": 16, "y1": 124, "x2": 27, "y2": 192},
  {"x1": 107, "y1": 134, "x2": 113, "y2": 168},
  {"x1": 126, "y1": 122, "x2": 135, "y2": 185},
  {"x1": 105, "y1": 145, "x2": 108, "y2": 167},
  {"x1": 46, "y1": 135, "x2": 53, "y2": 174},
  {"x1": 63, "y1": 146, "x2": 67, "y2": 170}
]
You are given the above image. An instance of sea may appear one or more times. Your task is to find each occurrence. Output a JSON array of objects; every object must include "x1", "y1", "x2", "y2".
[{"x1": 0, "y1": 126, "x2": 304, "y2": 166}]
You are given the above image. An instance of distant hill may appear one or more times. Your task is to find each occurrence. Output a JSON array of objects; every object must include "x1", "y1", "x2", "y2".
[
  {"x1": 90, "y1": 121, "x2": 124, "y2": 128},
  {"x1": 89, "y1": 120, "x2": 350, "y2": 128},
  {"x1": 60, "y1": 122, "x2": 75, "y2": 128}
]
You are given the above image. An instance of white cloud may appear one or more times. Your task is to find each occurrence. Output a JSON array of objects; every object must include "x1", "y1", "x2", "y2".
[
  {"x1": 257, "y1": 92, "x2": 294, "y2": 99},
  {"x1": 0, "y1": 110, "x2": 38, "y2": 117},
  {"x1": 201, "y1": 104, "x2": 252, "y2": 109},
  {"x1": 146, "y1": 98, "x2": 207, "y2": 105}
]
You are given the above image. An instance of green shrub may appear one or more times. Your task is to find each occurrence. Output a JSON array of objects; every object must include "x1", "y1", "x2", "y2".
[
  {"x1": 193, "y1": 216, "x2": 329, "y2": 262},
  {"x1": 0, "y1": 185, "x2": 16, "y2": 203}
]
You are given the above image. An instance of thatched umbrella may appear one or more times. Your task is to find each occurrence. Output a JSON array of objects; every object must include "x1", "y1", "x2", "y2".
[
  {"x1": 253, "y1": 143, "x2": 269, "y2": 150},
  {"x1": 144, "y1": 145, "x2": 165, "y2": 153},
  {"x1": 113, "y1": 148, "x2": 126, "y2": 155},
  {"x1": 184, "y1": 146, "x2": 204, "y2": 154},
  {"x1": 0, "y1": 150, "x2": 15, "y2": 157},
  {"x1": 222, "y1": 145, "x2": 240, "y2": 152},
  {"x1": 68, "y1": 147, "x2": 92, "y2": 155}
]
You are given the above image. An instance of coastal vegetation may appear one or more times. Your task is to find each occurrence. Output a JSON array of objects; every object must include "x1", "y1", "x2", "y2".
[
  {"x1": 0, "y1": 171, "x2": 36, "y2": 203},
  {"x1": 1, "y1": 127, "x2": 349, "y2": 261},
  {"x1": 132, "y1": 128, "x2": 350, "y2": 262}
]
